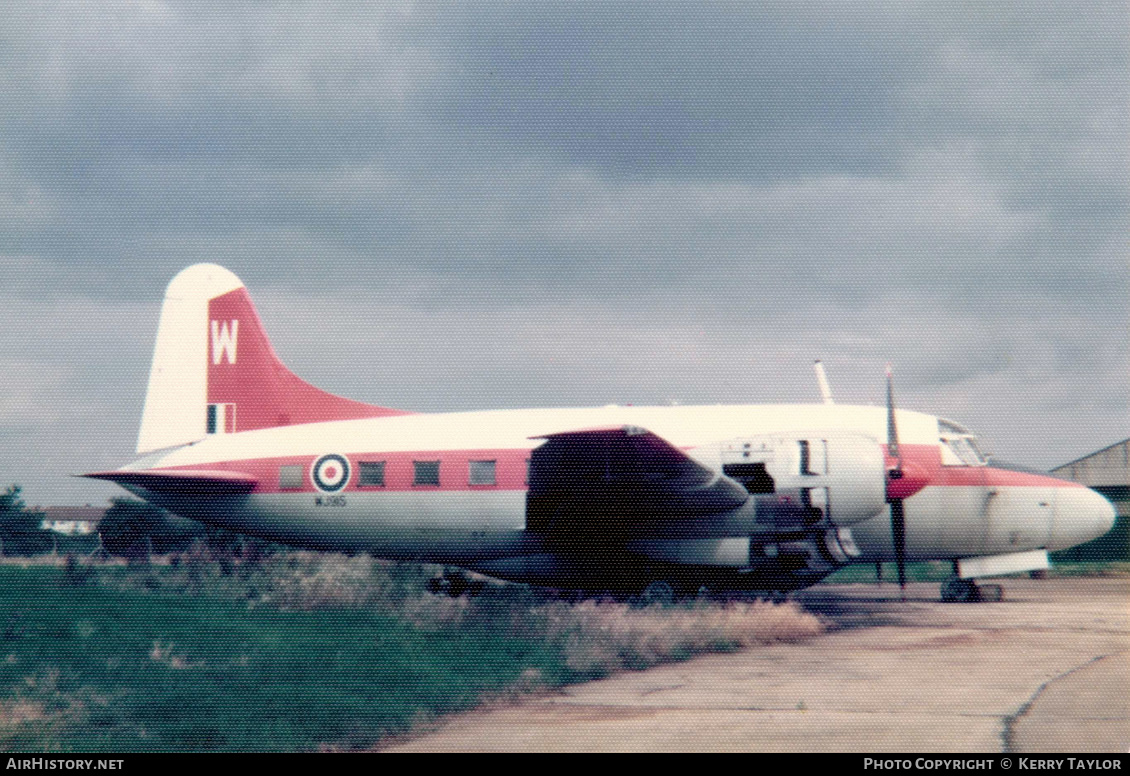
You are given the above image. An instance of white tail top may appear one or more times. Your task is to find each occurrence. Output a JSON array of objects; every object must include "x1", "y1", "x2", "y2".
[{"x1": 137, "y1": 265, "x2": 243, "y2": 453}]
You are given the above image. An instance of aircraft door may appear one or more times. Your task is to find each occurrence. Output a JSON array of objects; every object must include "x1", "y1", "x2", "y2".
[
  {"x1": 719, "y1": 438, "x2": 776, "y2": 494},
  {"x1": 718, "y1": 433, "x2": 886, "y2": 527}
]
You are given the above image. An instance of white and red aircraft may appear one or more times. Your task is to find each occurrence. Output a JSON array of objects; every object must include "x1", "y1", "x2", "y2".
[{"x1": 87, "y1": 264, "x2": 1115, "y2": 602}]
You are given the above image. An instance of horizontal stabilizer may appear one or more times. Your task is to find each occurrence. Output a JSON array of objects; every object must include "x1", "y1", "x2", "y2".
[{"x1": 83, "y1": 469, "x2": 258, "y2": 496}]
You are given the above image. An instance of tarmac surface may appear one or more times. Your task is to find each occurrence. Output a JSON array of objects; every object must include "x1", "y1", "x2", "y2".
[{"x1": 382, "y1": 577, "x2": 1129, "y2": 753}]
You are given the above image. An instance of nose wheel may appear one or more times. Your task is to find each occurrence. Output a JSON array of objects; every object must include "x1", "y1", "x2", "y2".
[{"x1": 940, "y1": 577, "x2": 1003, "y2": 603}]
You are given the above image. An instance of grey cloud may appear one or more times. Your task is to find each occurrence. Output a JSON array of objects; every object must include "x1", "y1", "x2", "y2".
[{"x1": 420, "y1": 2, "x2": 917, "y2": 180}]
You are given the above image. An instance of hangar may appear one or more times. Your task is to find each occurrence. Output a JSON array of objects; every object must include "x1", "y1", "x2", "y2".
[{"x1": 1050, "y1": 439, "x2": 1129, "y2": 561}]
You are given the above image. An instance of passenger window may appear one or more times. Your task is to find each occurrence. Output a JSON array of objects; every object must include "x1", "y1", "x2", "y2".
[
  {"x1": 469, "y1": 460, "x2": 496, "y2": 486},
  {"x1": 358, "y1": 461, "x2": 386, "y2": 487},
  {"x1": 413, "y1": 460, "x2": 441, "y2": 486},
  {"x1": 279, "y1": 465, "x2": 304, "y2": 490}
]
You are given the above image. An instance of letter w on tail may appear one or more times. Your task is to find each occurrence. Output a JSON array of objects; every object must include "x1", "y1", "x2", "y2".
[{"x1": 211, "y1": 320, "x2": 238, "y2": 365}]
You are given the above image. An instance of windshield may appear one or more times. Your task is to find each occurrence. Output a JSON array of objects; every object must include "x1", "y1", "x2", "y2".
[{"x1": 938, "y1": 419, "x2": 987, "y2": 466}]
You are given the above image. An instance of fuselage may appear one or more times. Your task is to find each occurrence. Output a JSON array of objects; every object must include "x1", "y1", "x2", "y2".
[{"x1": 117, "y1": 402, "x2": 1115, "y2": 585}]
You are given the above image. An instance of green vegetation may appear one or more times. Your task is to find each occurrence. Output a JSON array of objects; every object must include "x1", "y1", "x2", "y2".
[
  {"x1": 1051, "y1": 512, "x2": 1129, "y2": 563},
  {"x1": 96, "y1": 498, "x2": 256, "y2": 560},
  {"x1": 0, "y1": 553, "x2": 822, "y2": 752},
  {"x1": 0, "y1": 486, "x2": 50, "y2": 556},
  {"x1": 824, "y1": 560, "x2": 957, "y2": 584},
  {"x1": 97, "y1": 498, "x2": 202, "y2": 557},
  {"x1": 825, "y1": 558, "x2": 1130, "y2": 585}
]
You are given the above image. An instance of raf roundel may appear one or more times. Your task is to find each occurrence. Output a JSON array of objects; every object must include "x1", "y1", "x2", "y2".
[{"x1": 312, "y1": 454, "x2": 351, "y2": 493}]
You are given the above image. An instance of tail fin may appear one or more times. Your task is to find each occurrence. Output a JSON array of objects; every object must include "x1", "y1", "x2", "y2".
[{"x1": 137, "y1": 264, "x2": 410, "y2": 454}]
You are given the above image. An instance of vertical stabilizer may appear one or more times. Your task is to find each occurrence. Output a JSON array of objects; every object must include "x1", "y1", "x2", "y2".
[
  {"x1": 138, "y1": 265, "x2": 241, "y2": 453},
  {"x1": 137, "y1": 264, "x2": 409, "y2": 454}
]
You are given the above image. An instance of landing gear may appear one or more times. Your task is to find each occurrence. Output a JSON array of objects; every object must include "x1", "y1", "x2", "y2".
[
  {"x1": 940, "y1": 577, "x2": 978, "y2": 602},
  {"x1": 980, "y1": 584, "x2": 1004, "y2": 602},
  {"x1": 940, "y1": 577, "x2": 1004, "y2": 603},
  {"x1": 637, "y1": 580, "x2": 676, "y2": 606}
]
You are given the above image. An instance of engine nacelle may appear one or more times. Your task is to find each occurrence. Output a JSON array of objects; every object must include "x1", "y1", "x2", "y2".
[{"x1": 703, "y1": 430, "x2": 887, "y2": 526}]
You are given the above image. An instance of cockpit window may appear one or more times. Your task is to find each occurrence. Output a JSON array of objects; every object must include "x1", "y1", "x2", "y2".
[
  {"x1": 945, "y1": 437, "x2": 986, "y2": 466},
  {"x1": 938, "y1": 419, "x2": 987, "y2": 466},
  {"x1": 938, "y1": 419, "x2": 971, "y2": 436}
]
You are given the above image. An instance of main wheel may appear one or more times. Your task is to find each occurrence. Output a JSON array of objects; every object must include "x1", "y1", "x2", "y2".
[
  {"x1": 940, "y1": 576, "x2": 980, "y2": 603},
  {"x1": 979, "y1": 583, "x2": 1004, "y2": 602}
]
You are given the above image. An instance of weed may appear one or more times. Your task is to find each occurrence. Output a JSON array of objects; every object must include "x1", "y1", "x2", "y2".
[{"x1": 540, "y1": 598, "x2": 823, "y2": 678}]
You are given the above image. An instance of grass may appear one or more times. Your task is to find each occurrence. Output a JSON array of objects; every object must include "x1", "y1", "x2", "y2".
[
  {"x1": 0, "y1": 553, "x2": 823, "y2": 752},
  {"x1": 823, "y1": 560, "x2": 956, "y2": 584},
  {"x1": 0, "y1": 567, "x2": 554, "y2": 751}
]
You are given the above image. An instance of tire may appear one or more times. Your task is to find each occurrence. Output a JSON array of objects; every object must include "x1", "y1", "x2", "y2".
[
  {"x1": 940, "y1": 576, "x2": 979, "y2": 603},
  {"x1": 979, "y1": 584, "x2": 1004, "y2": 602}
]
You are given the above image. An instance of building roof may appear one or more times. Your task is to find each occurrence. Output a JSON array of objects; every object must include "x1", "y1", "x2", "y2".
[
  {"x1": 35, "y1": 506, "x2": 106, "y2": 522},
  {"x1": 1051, "y1": 439, "x2": 1130, "y2": 490}
]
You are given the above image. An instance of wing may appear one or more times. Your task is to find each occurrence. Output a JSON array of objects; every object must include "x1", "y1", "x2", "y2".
[
  {"x1": 83, "y1": 469, "x2": 258, "y2": 496},
  {"x1": 526, "y1": 425, "x2": 748, "y2": 534}
]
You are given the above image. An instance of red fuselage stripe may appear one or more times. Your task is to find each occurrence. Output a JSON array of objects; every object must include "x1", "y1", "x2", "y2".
[{"x1": 150, "y1": 443, "x2": 1082, "y2": 495}]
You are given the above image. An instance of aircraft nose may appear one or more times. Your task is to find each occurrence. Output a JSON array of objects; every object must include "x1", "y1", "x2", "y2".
[{"x1": 1051, "y1": 486, "x2": 1117, "y2": 551}]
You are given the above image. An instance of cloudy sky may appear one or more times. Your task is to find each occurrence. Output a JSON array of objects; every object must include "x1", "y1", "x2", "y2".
[{"x1": 1, "y1": 1, "x2": 1126, "y2": 505}]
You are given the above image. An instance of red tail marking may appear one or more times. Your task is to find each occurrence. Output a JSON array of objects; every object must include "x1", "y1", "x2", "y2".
[{"x1": 207, "y1": 288, "x2": 411, "y2": 432}]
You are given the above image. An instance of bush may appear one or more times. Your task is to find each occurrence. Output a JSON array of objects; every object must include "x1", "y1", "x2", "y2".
[
  {"x1": 0, "y1": 485, "x2": 51, "y2": 556},
  {"x1": 1052, "y1": 513, "x2": 1128, "y2": 563},
  {"x1": 98, "y1": 499, "x2": 208, "y2": 558}
]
